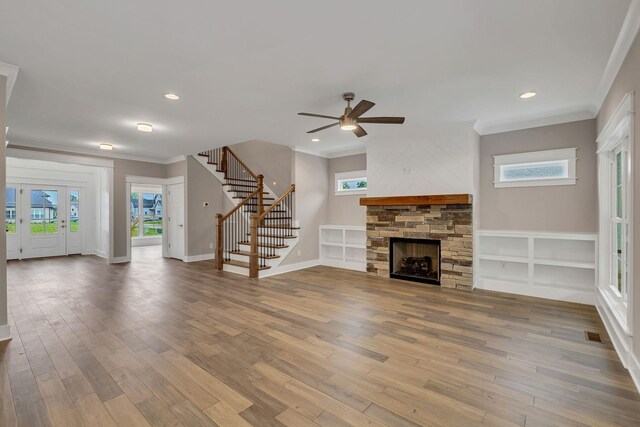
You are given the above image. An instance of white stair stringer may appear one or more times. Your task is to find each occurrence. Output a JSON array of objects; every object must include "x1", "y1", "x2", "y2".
[{"x1": 193, "y1": 154, "x2": 299, "y2": 277}]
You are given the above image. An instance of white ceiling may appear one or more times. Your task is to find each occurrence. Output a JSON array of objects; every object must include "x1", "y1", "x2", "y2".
[{"x1": 0, "y1": 0, "x2": 633, "y2": 161}]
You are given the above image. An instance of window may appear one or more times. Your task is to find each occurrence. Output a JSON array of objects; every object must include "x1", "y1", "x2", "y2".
[
  {"x1": 335, "y1": 170, "x2": 367, "y2": 196},
  {"x1": 30, "y1": 190, "x2": 58, "y2": 234},
  {"x1": 596, "y1": 92, "x2": 633, "y2": 333},
  {"x1": 142, "y1": 193, "x2": 162, "y2": 236},
  {"x1": 131, "y1": 190, "x2": 162, "y2": 238},
  {"x1": 6, "y1": 187, "x2": 16, "y2": 234},
  {"x1": 494, "y1": 148, "x2": 577, "y2": 188},
  {"x1": 70, "y1": 190, "x2": 80, "y2": 232},
  {"x1": 131, "y1": 192, "x2": 140, "y2": 237}
]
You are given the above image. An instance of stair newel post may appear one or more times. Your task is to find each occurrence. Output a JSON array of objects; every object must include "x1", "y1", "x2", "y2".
[
  {"x1": 221, "y1": 146, "x2": 228, "y2": 176},
  {"x1": 257, "y1": 174, "x2": 264, "y2": 216},
  {"x1": 249, "y1": 214, "x2": 259, "y2": 278},
  {"x1": 215, "y1": 213, "x2": 224, "y2": 270}
]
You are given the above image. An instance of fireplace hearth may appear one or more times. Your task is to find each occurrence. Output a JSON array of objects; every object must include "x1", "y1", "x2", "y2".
[{"x1": 390, "y1": 237, "x2": 441, "y2": 285}]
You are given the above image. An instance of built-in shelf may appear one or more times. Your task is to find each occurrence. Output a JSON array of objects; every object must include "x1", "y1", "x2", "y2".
[
  {"x1": 477, "y1": 230, "x2": 598, "y2": 304},
  {"x1": 320, "y1": 225, "x2": 366, "y2": 272}
]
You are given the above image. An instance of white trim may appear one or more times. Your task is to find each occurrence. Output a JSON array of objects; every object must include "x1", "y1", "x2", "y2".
[
  {"x1": 8, "y1": 140, "x2": 180, "y2": 164},
  {"x1": 165, "y1": 155, "x2": 186, "y2": 164},
  {"x1": 630, "y1": 352, "x2": 640, "y2": 394},
  {"x1": 0, "y1": 62, "x2": 19, "y2": 106},
  {"x1": 595, "y1": 1, "x2": 640, "y2": 111},
  {"x1": 597, "y1": 92, "x2": 634, "y2": 150},
  {"x1": 293, "y1": 145, "x2": 367, "y2": 159},
  {"x1": 110, "y1": 256, "x2": 130, "y2": 264},
  {"x1": 0, "y1": 324, "x2": 11, "y2": 342},
  {"x1": 184, "y1": 253, "x2": 215, "y2": 262},
  {"x1": 258, "y1": 259, "x2": 321, "y2": 278},
  {"x1": 474, "y1": 109, "x2": 596, "y2": 136},
  {"x1": 126, "y1": 175, "x2": 182, "y2": 185},
  {"x1": 7, "y1": 147, "x2": 114, "y2": 168}
]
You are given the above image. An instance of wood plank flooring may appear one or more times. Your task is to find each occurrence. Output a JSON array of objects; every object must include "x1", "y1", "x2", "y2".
[{"x1": 1, "y1": 246, "x2": 639, "y2": 426}]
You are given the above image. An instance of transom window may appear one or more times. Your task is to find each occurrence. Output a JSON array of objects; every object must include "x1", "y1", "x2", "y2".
[
  {"x1": 494, "y1": 148, "x2": 577, "y2": 188},
  {"x1": 335, "y1": 170, "x2": 367, "y2": 196}
]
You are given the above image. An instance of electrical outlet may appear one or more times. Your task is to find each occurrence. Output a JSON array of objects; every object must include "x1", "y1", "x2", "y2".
[
  {"x1": 209, "y1": 242, "x2": 214, "y2": 249},
  {"x1": 203, "y1": 202, "x2": 209, "y2": 207},
  {"x1": 297, "y1": 250, "x2": 301, "y2": 257}
]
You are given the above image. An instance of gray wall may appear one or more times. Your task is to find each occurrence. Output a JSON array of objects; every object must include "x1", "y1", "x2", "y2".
[
  {"x1": 597, "y1": 29, "x2": 640, "y2": 365},
  {"x1": 166, "y1": 159, "x2": 186, "y2": 178},
  {"x1": 185, "y1": 156, "x2": 230, "y2": 257},
  {"x1": 327, "y1": 153, "x2": 367, "y2": 226},
  {"x1": 228, "y1": 140, "x2": 294, "y2": 196},
  {"x1": 0, "y1": 75, "x2": 7, "y2": 329},
  {"x1": 479, "y1": 119, "x2": 598, "y2": 232},
  {"x1": 282, "y1": 151, "x2": 328, "y2": 265}
]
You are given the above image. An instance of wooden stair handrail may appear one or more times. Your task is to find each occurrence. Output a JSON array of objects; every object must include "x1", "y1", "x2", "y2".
[
  {"x1": 224, "y1": 146, "x2": 259, "y2": 180},
  {"x1": 256, "y1": 184, "x2": 295, "y2": 221}
]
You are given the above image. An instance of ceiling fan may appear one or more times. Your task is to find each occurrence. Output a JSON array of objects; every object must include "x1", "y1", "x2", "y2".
[{"x1": 298, "y1": 92, "x2": 405, "y2": 138}]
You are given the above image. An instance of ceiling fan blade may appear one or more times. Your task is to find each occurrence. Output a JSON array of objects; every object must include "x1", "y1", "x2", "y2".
[
  {"x1": 348, "y1": 100, "x2": 375, "y2": 118},
  {"x1": 298, "y1": 112, "x2": 340, "y2": 120},
  {"x1": 307, "y1": 122, "x2": 339, "y2": 133},
  {"x1": 357, "y1": 117, "x2": 405, "y2": 124},
  {"x1": 352, "y1": 124, "x2": 368, "y2": 138}
]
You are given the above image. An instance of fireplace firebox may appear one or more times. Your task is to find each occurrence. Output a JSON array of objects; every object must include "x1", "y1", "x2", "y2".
[{"x1": 389, "y1": 237, "x2": 441, "y2": 285}]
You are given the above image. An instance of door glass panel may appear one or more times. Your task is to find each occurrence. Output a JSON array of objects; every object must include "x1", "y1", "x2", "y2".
[
  {"x1": 143, "y1": 193, "x2": 162, "y2": 236},
  {"x1": 6, "y1": 187, "x2": 16, "y2": 234},
  {"x1": 44, "y1": 190, "x2": 58, "y2": 233},
  {"x1": 70, "y1": 190, "x2": 80, "y2": 232},
  {"x1": 131, "y1": 192, "x2": 139, "y2": 237},
  {"x1": 30, "y1": 190, "x2": 45, "y2": 234}
]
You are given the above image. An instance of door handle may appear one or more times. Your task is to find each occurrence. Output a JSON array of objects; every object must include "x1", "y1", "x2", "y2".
[{"x1": 178, "y1": 224, "x2": 184, "y2": 227}]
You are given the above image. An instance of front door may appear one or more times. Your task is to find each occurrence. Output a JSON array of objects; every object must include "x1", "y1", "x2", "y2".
[{"x1": 21, "y1": 186, "x2": 67, "y2": 258}]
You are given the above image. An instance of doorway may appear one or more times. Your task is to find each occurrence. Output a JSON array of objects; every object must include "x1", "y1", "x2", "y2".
[{"x1": 126, "y1": 177, "x2": 184, "y2": 262}]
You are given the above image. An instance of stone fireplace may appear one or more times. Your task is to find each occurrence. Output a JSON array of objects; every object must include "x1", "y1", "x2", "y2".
[{"x1": 360, "y1": 194, "x2": 473, "y2": 290}]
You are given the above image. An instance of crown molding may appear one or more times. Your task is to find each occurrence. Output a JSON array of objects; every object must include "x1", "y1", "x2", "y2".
[
  {"x1": 595, "y1": 0, "x2": 640, "y2": 111},
  {"x1": 0, "y1": 62, "x2": 19, "y2": 106},
  {"x1": 7, "y1": 139, "x2": 180, "y2": 164},
  {"x1": 293, "y1": 145, "x2": 367, "y2": 159},
  {"x1": 474, "y1": 108, "x2": 596, "y2": 136}
]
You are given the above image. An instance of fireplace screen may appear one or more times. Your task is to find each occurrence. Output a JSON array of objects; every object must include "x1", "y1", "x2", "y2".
[{"x1": 389, "y1": 238, "x2": 440, "y2": 285}]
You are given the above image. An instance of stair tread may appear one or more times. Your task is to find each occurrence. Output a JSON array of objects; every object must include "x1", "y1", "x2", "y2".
[
  {"x1": 223, "y1": 183, "x2": 258, "y2": 188},
  {"x1": 263, "y1": 216, "x2": 293, "y2": 220},
  {"x1": 225, "y1": 178, "x2": 256, "y2": 183},
  {"x1": 233, "y1": 196, "x2": 275, "y2": 200},
  {"x1": 223, "y1": 259, "x2": 271, "y2": 270},
  {"x1": 259, "y1": 225, "x2": 301, "y2": 230},
  {"x1": 229, "y1": 250, "x2": 280, "y2": 260},
  {"x1": 238, "y1": 242, "x2": 289, "y2": 249}
]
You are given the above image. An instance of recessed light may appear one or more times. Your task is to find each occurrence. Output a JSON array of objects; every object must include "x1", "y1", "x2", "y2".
[
  {"x1": 137, "y1": 123, "x2": 153, "y2": 132},
  {"x1": 311, "y1": 138, "x2": 320, "y2": 142},
  {"x1": 99, "y1": 143, "x2": 113, "y2": 150},
  {"x1": 520, "y1": 91, "x2": 537, "y2": 99},
  {"x1": 164, "y1": 93, "x2": 180, "y2": 101}
]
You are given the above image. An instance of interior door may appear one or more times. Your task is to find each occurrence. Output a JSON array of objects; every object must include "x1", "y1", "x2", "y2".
[
  {"x1": 168, "y1": 183, "x2": 185, "y2": 260},
  {"x1": 21, "y1": 186, "x2": 67, "y2": 258}
]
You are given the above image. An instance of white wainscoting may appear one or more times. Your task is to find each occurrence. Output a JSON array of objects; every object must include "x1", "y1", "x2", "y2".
[{"x1": 476, "y1": 230, "x2": 597, "y2": 304}]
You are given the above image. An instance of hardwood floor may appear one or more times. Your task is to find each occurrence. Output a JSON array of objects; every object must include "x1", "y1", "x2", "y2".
[{"x1": 2, "y1": 250, "x2": 639, "y2": 426}]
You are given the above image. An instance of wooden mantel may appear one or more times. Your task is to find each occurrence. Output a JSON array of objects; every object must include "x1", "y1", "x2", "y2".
[{"x1": 359, "y1": 194, "x2": 472, "y2": 206}]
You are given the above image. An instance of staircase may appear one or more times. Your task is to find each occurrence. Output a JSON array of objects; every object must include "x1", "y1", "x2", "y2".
[{"x1": 197, "y1": 147, "x2": 299, "y2": 278}]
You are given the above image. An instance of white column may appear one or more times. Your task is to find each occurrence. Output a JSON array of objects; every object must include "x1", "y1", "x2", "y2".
[{"x1": 0, "y1": 74, "x2": 9, "y2": 341}]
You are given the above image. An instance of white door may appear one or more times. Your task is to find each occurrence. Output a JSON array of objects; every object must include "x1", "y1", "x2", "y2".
[
  {"x1": 6, "y1": 186, "x2": 20, "y2": 260},
  {"x1": 21, "y1": 186, "x2": 67, "y2": 258},
  {"x1": 168, "y1": 183, "x2": 185, "y2": 260}
]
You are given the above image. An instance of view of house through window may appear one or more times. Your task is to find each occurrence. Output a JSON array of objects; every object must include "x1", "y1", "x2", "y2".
[
  {"x1": 6, "y1": 187, "x2": 16, "y2": 234},
  {"x1": 130, "y1": 190, "x2": 163, "y2": 238},
  {"x1": 30, "y1": 190, "x2": 59, "y2": 234},
  {"x1": 70, "y1": 190, "x2": 80, "y2": 232}
]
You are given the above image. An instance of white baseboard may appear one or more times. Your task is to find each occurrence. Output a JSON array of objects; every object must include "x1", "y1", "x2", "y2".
[
  {"x1": 0, "y1": 324, "x2": 11, "y2": 342},
  {"x1": 132, "y1": 237, "x2": 162, "y2": 247},
  {"x1": 110, "y1": 256, "x2": 131, "y2": 264},
  {"x1": 595, "y1": 289, "x2": 639, "y2": 393},
  {"x1": 83, "y1": 249, "x2": 108, "y2": 258},
  {"x1": 184, "y1": 253, "x2": 215, "y2": 263},
  {"x1": 259, "y1": 259, "x2": 321, "y2": 278}
]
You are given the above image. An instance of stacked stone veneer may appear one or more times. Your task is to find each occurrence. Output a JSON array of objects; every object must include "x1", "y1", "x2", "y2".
[{"x1": 366, "y1": 204, "x2": 473, "y2": 290}]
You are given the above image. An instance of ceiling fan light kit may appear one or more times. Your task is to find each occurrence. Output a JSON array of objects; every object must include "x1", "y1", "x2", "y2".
[{"x1": 298, "y1": 92, "x2": 405, "y2": 138}]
